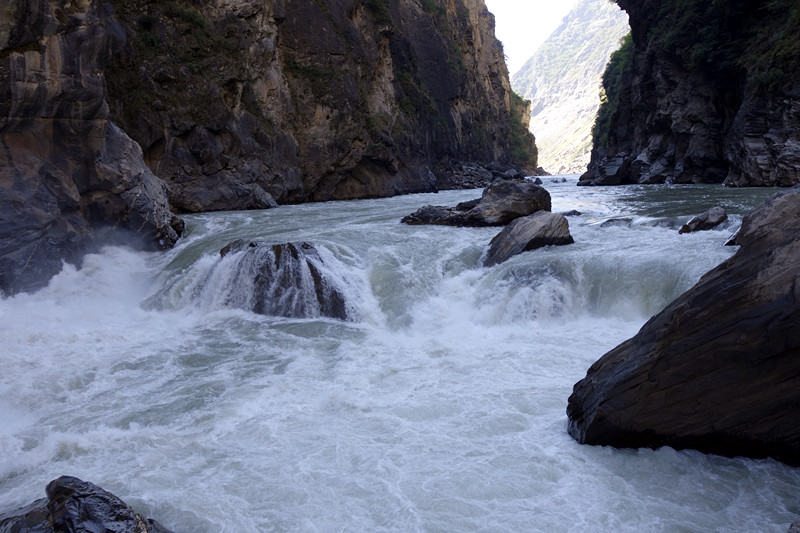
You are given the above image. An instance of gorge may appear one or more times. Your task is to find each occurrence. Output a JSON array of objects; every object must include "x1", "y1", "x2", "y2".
[{"x1": 2, "y1": 0, "x2": 800, "y2": 531}]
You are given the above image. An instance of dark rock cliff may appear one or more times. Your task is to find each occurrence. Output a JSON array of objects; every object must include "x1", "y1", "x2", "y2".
[
  {"x1": 1, "y1": 0, "x2": 184, "y2": 295},
  {"x1": 104, "y1": 0, "x2": 537, "y2": 211},
  {"x1": 581, "y1": 0, "x2": 800, "y2": 187}
]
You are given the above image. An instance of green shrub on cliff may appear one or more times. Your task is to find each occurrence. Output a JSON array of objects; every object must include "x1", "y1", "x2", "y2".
[
  {"x1": 509, "y1": 91, "x2": 537, "y2": 166},
  {"x1": 592, "y1": 32, "x2": 632, "y2": 148}
]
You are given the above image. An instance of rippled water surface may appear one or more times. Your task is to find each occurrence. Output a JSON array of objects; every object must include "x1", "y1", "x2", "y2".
[{"x1": 1, "y1": 178, "x2": 797, "y2": 532}]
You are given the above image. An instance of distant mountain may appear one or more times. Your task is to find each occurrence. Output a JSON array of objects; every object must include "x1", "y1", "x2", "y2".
[{"x1": 512, "y1": 0, "x2": 628, "y2": 174}]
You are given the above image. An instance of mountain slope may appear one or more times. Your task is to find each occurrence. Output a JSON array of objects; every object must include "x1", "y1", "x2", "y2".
[{"x1": 512, "y1": 0, "x2": 628, "y2": 174}]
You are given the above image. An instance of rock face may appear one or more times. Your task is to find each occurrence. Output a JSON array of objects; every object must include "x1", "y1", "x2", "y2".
[
  {"x1": 581, "y1": 0, "x2": 800, "y2": 187},
  {"x1": 567, "y1": 187, "x2": 800, "y2": 465},
  {"x1": 218, "y1": 240, "x2": 348, "y2": 320},
  {"x1": 678, "y1": 206, "x2": 728, "y2": 234},
  {"x1": 0, "y1": 476, "x2": 172, "y2": 533},
  {"x1": 512, "y1": 0, "x2": 629, "y2": 174},
  {"x1": 104, "y1": 0, "x2": 537, "y2": 210},
  {"x1": 401, "y1": 180, "x2": 551, "y2": 226},
  {"x1": 483, "y1": 211, "x2": 573, "y2": 267},
  {"x1": 0, "y1": 0, "x2": 183, "y2": 295}
]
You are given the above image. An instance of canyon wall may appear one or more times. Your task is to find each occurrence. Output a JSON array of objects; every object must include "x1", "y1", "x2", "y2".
[
  {"x1": 581, "y1": 0, "x2": 800, "y2": 187},
  {"x1": 104, "y1": 0, "x2": 537, "y2": 211}
]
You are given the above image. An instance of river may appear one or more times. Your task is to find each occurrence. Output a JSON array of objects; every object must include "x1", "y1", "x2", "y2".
[{"x1": 1, "y1": 177, "x2": 798, "y2": 531}]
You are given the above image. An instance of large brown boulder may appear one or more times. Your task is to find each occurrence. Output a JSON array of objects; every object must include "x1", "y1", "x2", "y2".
[
  {"x1": 483, "y1": 212, "x2": 574, "y2": 267},
  {"x1": 567, "y1": 186, "x2": 800, "y2": 465},
  {"x1": 402, "y1": 180, "x2": 551, "y2": 227}
]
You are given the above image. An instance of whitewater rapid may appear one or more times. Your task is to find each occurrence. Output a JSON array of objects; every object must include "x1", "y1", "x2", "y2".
[{"x1": 1, "y1": 178, "x2": 798, "y2": 531}]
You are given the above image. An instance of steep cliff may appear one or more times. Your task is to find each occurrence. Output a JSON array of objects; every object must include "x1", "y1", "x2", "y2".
[
  {"x1": 512, "y1": 0, "x2": 628, "y2": 174},
  {"x1": 581, "y1": 0, "x2": 800, "y2": 187},
  {"x1": 0, "y1": 0, "x2": 183, "y2": 295},
  {"x1": 104, "y1": 0, "x2": 538, "y2": 211}
]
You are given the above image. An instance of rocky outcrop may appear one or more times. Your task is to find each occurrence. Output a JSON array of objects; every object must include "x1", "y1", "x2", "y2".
[
  {"x1": 401, "y1": 180, "x2": 551, "y2": 226},
  {"x1": 218, "y1": 240, "x2": 348, "y2": 319},
  {"x1": 678, "y1": 206, "x2": 728, "y2": 234},
  {"x1": 104, "y1": 0, "x2": 537, "y2": 210},
  {"x1": 0, "y1": 476, "x2": 172, "y2": 533},
  {"x1": 483, "y1": 211, "x2": 573, "y2": 267},
  {"x1": 581, "y1": 0, "x2": 800, "y2": 187},
  {"x1": 567, "y1": 186, "x2": 800, "y2": 464},
  {"x1": 0, "y1": 0, "x2": 183, "y2": 295},
  {"x1": 512, "y1": 0, "x2": 629, "y2": 174}
]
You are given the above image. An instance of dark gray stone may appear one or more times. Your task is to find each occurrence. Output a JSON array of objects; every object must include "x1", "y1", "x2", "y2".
[
  {"x1": 402, "y1": 181, "x2": 551, "y2": 227},
  {"x1": 0, "y1": 476, "x2": 173, "y2": 533},
  {"x1": 679, "y1": 206, "x2": 728, "y2": 234},
  {"x1": 483, "y1": 212, "x2": 574, "y2": 267},
  {"x1": 567, "y1": 187, "x2": 800, "y2": 465}
]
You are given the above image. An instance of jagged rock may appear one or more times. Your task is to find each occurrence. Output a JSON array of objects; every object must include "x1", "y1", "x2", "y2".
[
  {"x1": 104, "y1": 0, "x2": 537, "y2": 207},
  {"x1": 678, "y1": 206, "x2": 728, "y2": 234},
  {"x1": 0, "y1": 476, "x2": 172, "y2": 533},
  {"x1": 401, "y1": 180, "x2": 551, "y2": 227},
  {"x1": 483, "y1": 212, "x2": 574, "y2": 267},
  {"x1": 562, "y1": 210, "x2": 582, "y2": 217},
  {"x1": 789, "y1": 517, "x2": 800, "y2": 533},
  {"x1": 218, "y1": 240, "x2": 348, "y2": 320},
  {"x1": 0, "y1": 0, "x2": 182, "y2": 294},
  {"x1": 567, "y1": 187, "x2": 800, "y2": 465},
  {"x1": 724, "y1": 228, "x2": 740, "y2": 247}
]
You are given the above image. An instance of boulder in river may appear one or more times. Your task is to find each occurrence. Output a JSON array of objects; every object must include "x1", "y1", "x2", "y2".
[
  {"x1": 219, "y1": 240, "x2": 348, "y2": 320},
  {"x1": 483, "y1": 212, "x2": 574, "y2": 267},
  {"x1": 401, "y1": 180, "x2": 551, "y2": 227},
  {"x1": 678, "y1": 206, "x2": 728, "y2": 234},
  {"x1": 0, "y1": 476, "x2": 172, "y2": 532},
  {"x1": 567, "y1": 187, "x2": 800, "y2": 465}
]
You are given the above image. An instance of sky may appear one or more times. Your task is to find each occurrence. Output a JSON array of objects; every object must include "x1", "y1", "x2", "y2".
[{"x1": 483, "y1": 0, "x2": 579, "y2": 75}]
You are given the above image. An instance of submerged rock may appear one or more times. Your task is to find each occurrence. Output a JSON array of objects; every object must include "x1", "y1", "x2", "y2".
[
  {"x1": 567, "y1": 187, "x2": 800, "y2": 464},
  {"x1": 218, "y1": 240, "x2": 348, "y2": 320},
  {"x1": 401, "y1": 181, "x2": 551, "y2": 227},
  {"x1": 0, "y1": 476, "x2": 172, "y2": 533},
  {"x1": 678, "y1": 206, "x2": 728, "y2": 234},
  {"x1": 483, "y1": 212, "x2": 574, "y2": 267}
]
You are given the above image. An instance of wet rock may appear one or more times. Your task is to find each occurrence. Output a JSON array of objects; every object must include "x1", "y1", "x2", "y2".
[
  {"x1": 483, "y1": 212, "x2": 574, "y2": 267},
  {"x1": 567, "y1": 187, "x2": 800, "y2": 465},
  {"x1": 562, "y1": 210, "x2": 582, "y2": 217},
  {"x1": 678, "y1": 206, "x2": 728, "y2": 234},
  {"x1": 0, "y1": 476, "x2": 172, "y2": 533},
  {"x1": 402, "y1": 181, "x2": 551, "y2": 227},
  {"x1": 600, "y1": 217, "x2": 632, "y2": 228},
  {"x1": 218, "y1": 241, "x2": 348, "y2": 320},
  {"x1": 724, "y1": 228, "x2": 740, "y2": 247}
]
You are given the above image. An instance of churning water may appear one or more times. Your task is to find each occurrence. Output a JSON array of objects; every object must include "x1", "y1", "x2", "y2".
[{"x1": 1, "y1": 177, "x2": 798, "y2": 532}]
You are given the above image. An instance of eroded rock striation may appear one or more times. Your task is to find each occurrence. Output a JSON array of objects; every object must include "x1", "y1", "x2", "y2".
[
  {"x1": 104, "y1": 0, "x2": 537, "y2": 209},
  {"x1": 0, "y1": 476, "x2": 172, "y2": 533},
  {"x1": 401, "y1": 180, "x2": 551, "y2": 227},
  {"x1": 218, "y1": 240, "x2": 348, "y2": 320},
  {"x1": 0, "y1": 0, "x2": 183, "y2": 294},
  {"x1": 581, "y1": 0, "x2": 800, "y2": 187},
  {"x1": 567, "y1": 187, "x2": 800, "y2": 464}
]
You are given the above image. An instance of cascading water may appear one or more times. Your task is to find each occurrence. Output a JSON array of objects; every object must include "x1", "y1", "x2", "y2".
[{"x1": 1, "y1": 177, "x2": 798, "y2": 532}]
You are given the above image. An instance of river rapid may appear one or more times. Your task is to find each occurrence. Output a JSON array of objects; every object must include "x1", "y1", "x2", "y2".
[{"x1": 1, "y1": 177, "x2": 798, "y2": 532}]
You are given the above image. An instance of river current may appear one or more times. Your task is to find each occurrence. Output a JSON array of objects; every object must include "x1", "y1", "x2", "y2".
[{"x1": 1, "y1": 177, "x2": 798, "y2": 531}]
